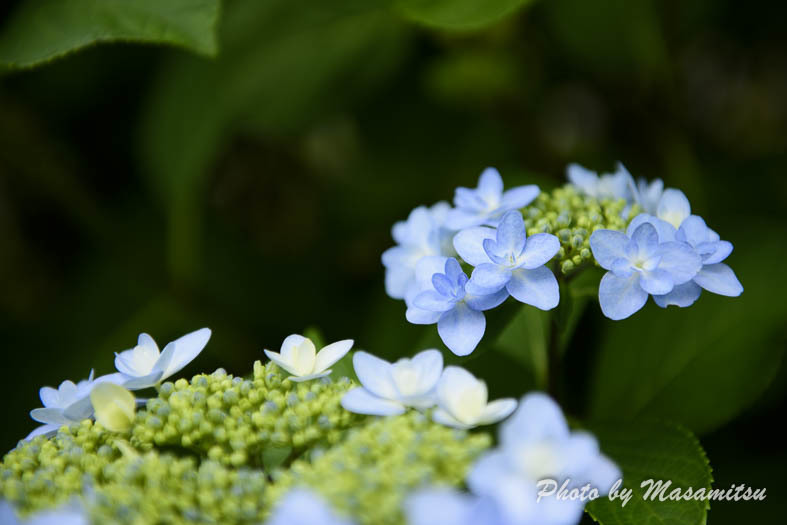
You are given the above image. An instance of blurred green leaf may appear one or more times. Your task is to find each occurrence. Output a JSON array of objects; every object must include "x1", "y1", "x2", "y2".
[
  {"x1": 589, "y1": 236, "x2": 786, "y2": 434},
  {"x1": 587, "y1": 420, "x2": 712, "y2": 525},
  {"x1": 0, "y1": 0, "x2": 220, "y2": 71},
  {"x1": 395, "y1": 0, "x2": 536, "y2": 31},
  {"x1": 139, "y1": 0, "x2": 409, "y2": 282}
]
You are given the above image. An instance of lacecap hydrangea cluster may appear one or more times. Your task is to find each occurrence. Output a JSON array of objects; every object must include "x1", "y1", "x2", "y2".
[
  {"x1": 1, "y1": 331, "x2": 536, "y2": 525},
  {"x1": 382, "y1": 163, "x2": 743, "y2": 354}
]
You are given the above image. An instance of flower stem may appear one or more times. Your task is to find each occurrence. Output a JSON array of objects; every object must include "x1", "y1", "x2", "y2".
[{"x1": 547, "y1": 316, "x2": 562, "y2": 402}]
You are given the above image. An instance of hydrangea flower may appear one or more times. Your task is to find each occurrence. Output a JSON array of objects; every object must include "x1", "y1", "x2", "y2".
[
  {"x1": 566, "y1": 163, "x2": 634, "y2": 201},
  {"x1": 432, "y1": 366, "x2": 517, "y2": 429},
  {"x1": 446, "y1": 167, "x2": 540, "y2": 229},
  {"x1": 341, "y1": 349, "x2": 443, "y2": 416},
  {"x1": 27, "y1": 370, "x2": 121, "y2": 440},
  {"x1": 405, "y1": 488, "x2": 495, "y2": 525},
  {"x1": 0, "y1": 500, "x2": 88, "y2": 525},
  {"x1": 90, "y1": 382, "x2": 136, "y2": 433},
  {"x1": 653, "y1": 215, "x2": 742, "y2": 307},
  {"x1": 467, "y1": 393, "x2": 620, "y2": 525},
  {"x1": 454, "y1": 210, "x2": 560, "y2": 310},
  {"x1": 264, "y1": 335, "x2": 353, "y2": 382},
  {"x1": 632, "y1": 176, "x2": 664, "y2": 215},
  {"x1": 266, "y1": 489, "x2": 354, "y2": 525},
  {"x1": 654, "y1": 188, "x2": 692, "y2": 229},
  {"x1": 382, "y1": 202, "x2": 455, "y2": 301},
  {"x1": 113, "y1": 328, "x2": 212, "y2": 390},
  {"x1": 590, "y1": 220, "x2": 702, "y2": 320},
  {"x1": 405, "y1": 257, "x2": 508, "y2": 356}
]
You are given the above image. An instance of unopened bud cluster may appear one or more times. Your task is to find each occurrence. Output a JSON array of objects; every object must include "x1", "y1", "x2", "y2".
[
  {"x1": 266, "y1": 411, "x2": 492, "y2": 525},
  {"x1": 523, "y1": 185, "x2": 636, "y2": 274},
  {"x1": 131, "y1": 361, "x2": 360, "y2": 466}
]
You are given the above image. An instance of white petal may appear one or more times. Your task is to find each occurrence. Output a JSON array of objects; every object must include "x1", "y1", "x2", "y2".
[
  {"x1": 314, "y1": 339, "x2": 353, "y2": 373},
  {"x1": 352, "y1": 351, "x2": 398, "y2": 399},
  {"x1": 137, "y1": 333, "x2": 159, "y2": 350},
  {"x1": 501, "y1": 392, "x2": 569, "y2": 446},
  {"x1": 280, "y1": 334, "x2": 317, "y2": 376},
  {"x1": 410, "y1": 349, "x2": 444, "y2": 394},
  {"x1": 340, "y1": 387, "x2": 406, "y2": 416},
  {"x1": 477, "y1": 398, "x2": 518, "y2": 425},
  {"x1": 432, "y1": 408, "x2": 473, "y2": 429},
  {"x1": 30, "y1": 408, "x2": 70, "y2": 425},
  {"x1": 25, "y1": 423, "x2": 60, "y2": 441},
  {"x1": 121, "y1": 370, "x2": 164, "y2": 391},
  {"x1": 264, "y1": 350, "x2": 300, "y2": 377},
  {"x1": 288, "y1": 370, "x2": 332, "y2": 382},
  {"x1": 657, "y1": 189, "x2": 691, "y2": 228},
  {"x1": 39, "y1": 387, "x2": 60, "y2": 408},
  {"x1": 437, "y1": 366, "x2": 487, "y2": 425},
  {"x1": 161, "y1": 328, "x2": 212, "y2": 379}
]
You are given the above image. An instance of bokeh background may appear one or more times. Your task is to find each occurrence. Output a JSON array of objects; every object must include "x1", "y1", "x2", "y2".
[{"x1": 1, "y1": 0, "x2": 785, "y2": 522}]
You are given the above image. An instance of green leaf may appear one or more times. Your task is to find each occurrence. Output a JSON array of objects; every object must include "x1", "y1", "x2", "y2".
[
  {"x1": 0, "y1": 0, "x2": 220, "y2": 71},
  {"x1": 261, "y1": 446, "x2": 292, "y2": 470},
  {"x1": 395, "y1": 0, "x2": 536, "y2": 31},
  {"x1": 587, "y1": 420, "x2": 712, "y2": 525},
  {"x1": 589, "y1": 236, "x2": 786, "y2": 435}
]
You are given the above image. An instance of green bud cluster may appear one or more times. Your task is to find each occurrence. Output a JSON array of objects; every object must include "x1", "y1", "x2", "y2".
[
  {"x1": 0, "y1": 420, "x2": 122, "y2": 513},
  {"x1": 89, "y1": 453, "x2": 267, "y2": 524},
  {"x1": 266, "y1": 411, "x2": 492, "y2": 525},
  {"x1": 523, "y1": 185, "x2": 637, "y2": 274},
  {"x1": 130, "y1": 362, "x2": 360, "y2": 466}
]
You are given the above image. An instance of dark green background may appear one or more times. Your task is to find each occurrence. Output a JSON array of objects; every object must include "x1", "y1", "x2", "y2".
[{"x1": 1, "y1": 0, "x2": 785, "y2": 522}]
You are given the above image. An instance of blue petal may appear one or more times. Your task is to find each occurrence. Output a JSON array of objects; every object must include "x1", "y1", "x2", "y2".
[
  {"x1": 445, "y1": 208, "x2": 484, "y2": 229},
  {"x1": 500, "y1": 185, "x2": 540, "y2": 209},
  {"x1": 598, "y1": 272, "x2": 648, "y2": 320},
  {"x1": 413, "y1": 256, "x2": 449, "y2": 292},
  {"x1": 610, "y1": 257, "x2": 634, "y2": 277},
  {"x1": 639, "y1": 269, "x2": 674, "y2": 295},
  {"x1": 406, "y1": 489, "x2": 476, "y2": 525},
  {"x1": 676, "y1": 215, "x2": 709, "y2": 246},
  {"x1": 589, "y1": 230, "x2": 630, "y2": 270},
  {"x1": 437, "y1": 304, "x2": 485, "y2": 356},
  {"x1": 630, "y1": 222, "x2": 659, "y2": 257},
  {"x1": 703, "y1": 240, "x2": 733, "y2": 265},
  {"x1": 444, "y1": 257, "x2": 464, "y2": 283},
  {"x1": 506, "y1": 266, "x2": 559, "y2": 310},
  {"x1": 517, "y1": 233, "x2": 560, "y2": 269},
  {"x1": 495, "y1": 211, "x2": 526, "y2": 255},
  {"x1": 467, "y1": 264, "x2": 511, "y2": 294},
  {"x1": 476, "y1": 167, "x2": 504, "y2": 202},
  {"x1": 465, "y1": 288, "x2": 509, "y2": 311},
  {"x1": 452, "y1": 227, "x2": 495, "y2": 266},
  {"x1": 653, "y1": 281, "x2": 702, "y2": 308},
  {"x1": 406, "y1": 306, "x2": 443, "y2": 325},
  {"x1": 657, "y1": 241, "x2": 702, "y2": 284},
  {"x1": 693, "y1": 263, "x2": 743, "y2": 297},
  {"x1": 431, "y1": 273, "x2": 454, "y2": 297},
  {"x1": 657, "y1": 188, "x2": 691, "y2": 228},
  {"x1": 413, "y1": 291, "x2": 456, "y2": 312},
  {"x1": 566, "y1": 163, "x2": 599, "y2": 194},
  {"x1": 500, "y1": 392, "x2": 569, "y2": 446},
  {"x1": 627, "y1": 213, "x2": 677, "y2": 242}
]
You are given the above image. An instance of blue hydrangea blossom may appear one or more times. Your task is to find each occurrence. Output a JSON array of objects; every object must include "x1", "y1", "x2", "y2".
[
  {"x1": 382, "y1": 202, "x2": 456, "y2": 301},
  {"x1": 566, "y1": 163, "x2": 634, "y2": 201},
  {"x1": 267, "y1": 489, "x2": 354, "y2": 525},
  {"x1": 590, "y1": 220, "x2": 702, "y2": 320},
  {"x1": 406, "y1": 257, "x2": 508, "y2": 356},
  {"x1": 446, "y1": 167, "x2": 540, "y2": 229},
  {"x1": 454, "y1": 210, "x2": 560, "y2": 310}
]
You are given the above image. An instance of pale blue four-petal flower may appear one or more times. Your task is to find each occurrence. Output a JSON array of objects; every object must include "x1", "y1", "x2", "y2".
[
  {"x1": 406, "y1": 257, "x2": 508, "y2": 356},
  {"x1": 454, "y1": 210, "x2": 560, "y2": 311}
]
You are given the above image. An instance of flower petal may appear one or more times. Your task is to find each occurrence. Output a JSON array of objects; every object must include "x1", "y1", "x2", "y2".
[
  {"x1": 121, "y1": 371, "x2": 164, "y2": 391},
  {"x1": 90, "y1": 383, "x2": 136, "y2": 433},
  {"x1": 340, "y1": 387, "x2": 405, "y2": 416},
  {"x1": 437, "y1": 304, "x2": 485, "y2": 356},
  {"x1": 589, "y1": 230, "x2": 630, "y2": 270},
  {"x1": 598, "y1": 272, "x2": 648, "y2": 320},
  {"x1": 693, "y1": 263, "x2": 743, "y2": 296},
  {"x1": 464, "y1": 287, "x2": 509, "y2": 311},
  {"x1": 160, "y1": 327, "x2": 211, "y2": 379},
  {"x1": 432, "y1": 408, "x2": 473, "y2": 429},
  {"x1": 495, "y1": 211, "x2": 526, "y2": 255},
  {"x1": 476, "y1": 167, "x2": 503, "y2": 202},
  {"x1": 405, "y1": 306, "x2": 443, "y2": 325},
  {"x1": 703, "y1": 240, "x2": 733, "y2": 265},
  {"x1": 517, "y1": 233, "x2": 560, "y2": 269},
  {"x1": 25, "y1": 423, "x2": 60, "y2": 441},
  {"x1": 314, "y1": 339, "x2": 354, "y2": 374},
  {"x1": 467, "y1": 264, "x2": 511, "y2": 294},
  {"x1": 657, "y1": 188, "x2": 691, "y2": 228},
  {"x1": 639, "y1": 268, "x2": 674, "y2": 295},
  {"x1": 566, "y1": 163, "x2": 599, "y2": 195},
  {"x1": 288, "y1": 371, "x2": 332, "y2": 382},
  {"x1": 280, "y1": 334, "x2": 317, "y2": 376},
  {"x1": 39, "y1": 387, "x2": 60, "y2": 408},
  {"x1": 500, "y1": 392, "x2": 569, "y2": 445},
  {"x1": 413, "y1": 255, "x2": 450, "y2": 293},
  {"x1": 627, "y1": 213, "x2": 677, "y2": 242},
  {"x1": 477, "y1": 398, "x2": 518, "y2": 425},
  {"x1": 500, "y1": 185, "x2": 540, "y2": 209},
  {"x1": 657, "y1": 241, "x2": 702, "y2": 284},
  {"x1": 264, "y1": 350, "x2": 299, "y2": 377},
  {"x1": 352, "y1": 351, "x2": 398, "y2": 399},
  {"x1": 506, "y1": 266, "x2": 559, "y2": 310},
  {"x1": 30, "y1": 408, "x2": 71, "y2": 425},
  {"x1": 452, "y1": 227, "x2": 495, "y2": 266},
  {"x1": 653, "y1": 281, "x2": 702, "y2": 308},
  {"x1": 630, "y1": 222, "x2": 659, "y2": 257},
  {"x1": 413, "y1": 290, "x2": 455, "y2": 312}
]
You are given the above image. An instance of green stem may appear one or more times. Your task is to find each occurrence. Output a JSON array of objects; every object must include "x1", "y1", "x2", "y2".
[{"x1": 547, "y1": 315, "x2": 562, "y2": 402}]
